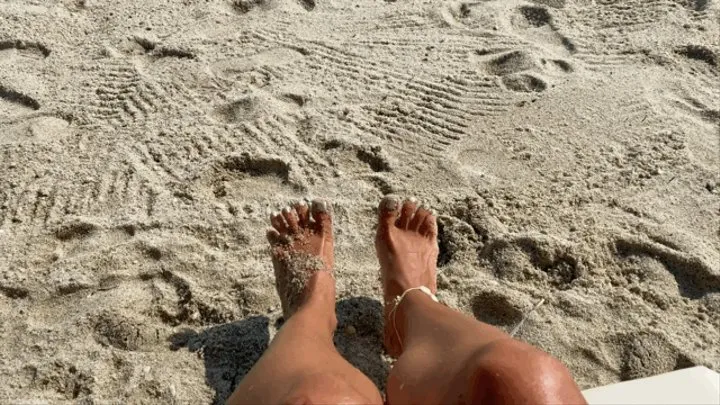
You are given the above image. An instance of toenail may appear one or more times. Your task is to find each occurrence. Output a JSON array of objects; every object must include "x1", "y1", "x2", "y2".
[
  {"x1": 420, "y1": 203, "x2": 431, "y2": 211},
  {"x1": 312, "y1": 199, "x2": 328, "y2": 213},
  {"x1": 381, "y1": 195, "x2": 399, "y2": 211},
  {"x1": 408, "y1": 197, "x2": 418, "y2": 204},
  {"x1": 282, "y1": 207, "x2": 291, "y2": 214},
  {"x1": 271, "y1": 211, "x2": 281, "y2": 219}
]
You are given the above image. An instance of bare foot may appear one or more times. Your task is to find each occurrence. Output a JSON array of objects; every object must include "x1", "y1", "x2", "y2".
[
  {"x1": 376, "y1": 196, "x2": 439, "y2": 357},
  {"x1": 267, "y1": 199, "x2": 335, "y2": 318}
]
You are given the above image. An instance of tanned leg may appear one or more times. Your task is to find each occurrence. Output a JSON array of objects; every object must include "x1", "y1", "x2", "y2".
[
  {"x1": 227, "y1": 200, "x2": 383, "y2": 405},
  {"x1": 376, "y1": 197, "x2": 587, "y2": 405}
]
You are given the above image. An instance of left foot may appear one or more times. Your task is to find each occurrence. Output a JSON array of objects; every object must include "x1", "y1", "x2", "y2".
[{"x1": 267, "y1": 199, "x2": 335, "y2": 318}]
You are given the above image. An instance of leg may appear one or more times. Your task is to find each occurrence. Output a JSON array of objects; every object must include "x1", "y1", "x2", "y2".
[
  {"x1": 376, "y1": 197, "x2": 587, "y2": 405},
  {"x1": 227, "y1": 200, "x2": 382, "y2": 405}
]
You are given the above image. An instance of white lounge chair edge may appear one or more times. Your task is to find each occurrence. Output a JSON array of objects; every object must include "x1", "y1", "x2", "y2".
[{"x1": 582, "y1": 366, "x2": 720, "y2": 405}]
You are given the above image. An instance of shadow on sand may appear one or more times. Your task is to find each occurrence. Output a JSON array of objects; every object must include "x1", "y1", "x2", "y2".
[
  {"x1": 169, "y1": 296, "x2": 389, "y2": 403},
  {"x1": 334, "y1": 296, "x2": 389, "y2": 391}
]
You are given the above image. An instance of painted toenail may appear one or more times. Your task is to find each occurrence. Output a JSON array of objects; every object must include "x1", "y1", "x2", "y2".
[
  {"x1": 312, "y1": 199, "x2": 328, "y2": 213},
  {"x1": 381, "y1": 195, "x2": 399, "y2": 211}
]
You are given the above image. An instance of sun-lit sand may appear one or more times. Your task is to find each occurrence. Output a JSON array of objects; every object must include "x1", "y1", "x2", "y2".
[{"x1": 0, "y1": 0, "x2": 718, "y2": 402}]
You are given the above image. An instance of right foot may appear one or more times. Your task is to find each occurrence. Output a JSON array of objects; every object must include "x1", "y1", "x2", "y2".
[
  {"x1": 267, "y1": 199, "x2": 336, "y2": 319},
  {"x1": 376, "y1": 196, "x2": 439, "y2": 357}
]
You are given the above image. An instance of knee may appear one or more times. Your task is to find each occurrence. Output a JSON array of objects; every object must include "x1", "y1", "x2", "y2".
[
  {"x1": 282, "y1": 373, "x2": 379, "y2": 405},
  {"x1": 479, "y1": 338, "x2": 570, "y2": 376},
  {"x1": 468, "y1": 339, "x2": 582, "y2": 404}
]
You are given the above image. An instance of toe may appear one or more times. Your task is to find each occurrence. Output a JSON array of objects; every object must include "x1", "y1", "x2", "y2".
[
  {"x1": 397, "y1": 198, "x2": 418, "y2": 229},
  {"x1": 409, "y1": 204, "x2": 431, "y2": 231},
  {"x1": 267, "y1": 228, "x2": 282, "y2": 245},
  {"x1": 294, "y1": 200, "x2": 310, "y2": 227},
  {"x1": 271, "y1": 211, "x2": 288, "y2": 233},
  {"x1": 418, "y1": 211, "x2": 438, "y2": 237},
  {"x1": 378, "y1": 195, "x2": 400, "y2": 230},
  {"x1": 311, "y1": 198, "x2": 332, "y2": 234},
  {"x1": 282, "y1": 206, "x2": 301, "y2": 234}
]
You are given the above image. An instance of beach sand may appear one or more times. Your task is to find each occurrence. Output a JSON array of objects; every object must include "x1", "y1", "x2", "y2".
[{"x1": 0, "y1": 0, "x2": 718, "y2": 402}]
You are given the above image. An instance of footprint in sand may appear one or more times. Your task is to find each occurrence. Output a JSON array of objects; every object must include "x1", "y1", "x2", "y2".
[
  {"x1": 0, "y1": 39, "x2": 71, "y2": 144},
  {"x1": 457, "y1": 143, "x2": 524, "y2": 182},
  {"x1": 230, "y1": 0, "x2": 315, "y2": 14},
  {"x1": 0, "y1": 40, "x2": 47, "y2": 120},
  {"x1": 476, "y1": 1, "x2": 582, "y2": 93},
  {"x1": 471, "y1": 48, "x2": 574, "y2": 93},
  {"x1": 463, "y1": 1, "x2": 576, "y2": 94},
  {"x1": 510, "y1": 4, "x2": 576, "y2": 54}
]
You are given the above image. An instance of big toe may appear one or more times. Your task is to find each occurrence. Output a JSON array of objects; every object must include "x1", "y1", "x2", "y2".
[
  {"x1": 377, "y1": 195, "x2": 400, "y2": 231},
  {"x1": 311, "y1": 198, "x2": 332, "y2": 234}
]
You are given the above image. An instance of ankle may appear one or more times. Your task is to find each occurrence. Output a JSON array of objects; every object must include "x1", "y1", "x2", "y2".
[
  {"x1": 384, "y1": 277, "x2": 411, "y2": 304},
  {"x1": 306, "y1": 271, "x2": 336, "y2": 304},
  {"x1": 292, "y1": 303, "x2": 337, "y2": 337},
  {"x1": 389, "y1": 289, "x2": 436, "y2": 345},
  {"x1": 292, "y1": 272, "x2": 337, "y2": 331},
  {"x1": 396, "y1": 288, "x2": 434, "y2": 315}
]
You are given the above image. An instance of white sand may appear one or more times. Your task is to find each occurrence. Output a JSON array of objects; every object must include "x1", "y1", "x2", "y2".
[{"x1": 1, "y1": 0, "x2": 718, "y2": 402}]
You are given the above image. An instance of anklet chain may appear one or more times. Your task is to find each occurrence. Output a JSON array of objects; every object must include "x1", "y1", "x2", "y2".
[{"x1": 389, "y1": 286, "x2": 438, "y2": 350}]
